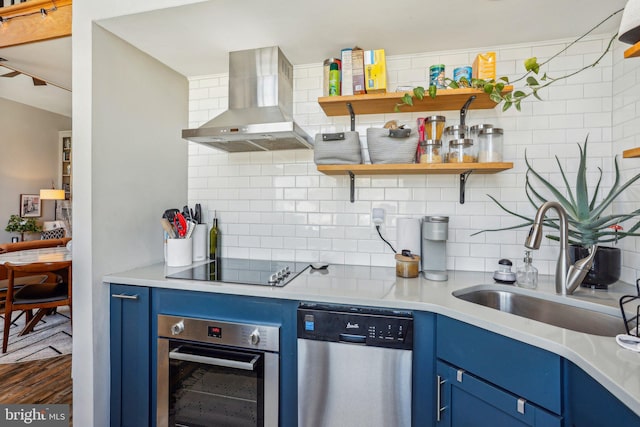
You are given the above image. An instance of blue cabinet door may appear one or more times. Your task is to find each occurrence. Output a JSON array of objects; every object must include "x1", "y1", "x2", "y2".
[
  {"x1": 110, "y1": 284, "x2": 151, "y2": 427},
  {"x1": 437, "y1": 315, "x2": 561, "y2": 415},
  {"x1": 565, "y1": 360, "x2": 640, "y2": 426},
  {"x1": 436, "y1": 361, "x2": 561, "y2": 427}
]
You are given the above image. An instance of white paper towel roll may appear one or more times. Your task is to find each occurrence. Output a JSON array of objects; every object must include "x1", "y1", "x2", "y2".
[{"x1": 396, "y1": 218, "x2": 421, "y2": 256}]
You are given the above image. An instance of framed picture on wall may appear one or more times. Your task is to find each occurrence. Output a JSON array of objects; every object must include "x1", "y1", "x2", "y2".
[{"x1": 20, "y1": 194, "x2": 41, "y2": 218}]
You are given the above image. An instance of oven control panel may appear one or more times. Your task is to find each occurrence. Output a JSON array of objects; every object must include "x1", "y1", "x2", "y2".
[{"x1": 158, "y1": 315, "x2": 279, "y2": 352}]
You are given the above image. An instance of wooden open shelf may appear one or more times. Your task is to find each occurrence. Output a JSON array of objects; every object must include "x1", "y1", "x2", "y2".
[
  {"x1": 623, "y1": 147, "x2": 640, "y2": 158},
  {"x1": 317, "y1": 162, "x2": 513, "y2": 204},
  {"x1": 318, "y1": 86, "x2": 513, "y2": 116},
  {"x1": 624, "y1": 42, "x2": 640, "y2": 59},
  {"x1": 317, "y1": 162, "x2": 513, "y2": 175}
]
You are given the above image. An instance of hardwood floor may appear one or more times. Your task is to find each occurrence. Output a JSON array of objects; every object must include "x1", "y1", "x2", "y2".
[{"x1": 0, "y1": 355, "x2": 72, "y2": 424}]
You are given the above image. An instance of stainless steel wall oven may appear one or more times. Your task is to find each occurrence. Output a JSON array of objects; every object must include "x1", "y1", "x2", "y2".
[{"x1": 157, "y1": 314, "x2": 280, "y2": 427}]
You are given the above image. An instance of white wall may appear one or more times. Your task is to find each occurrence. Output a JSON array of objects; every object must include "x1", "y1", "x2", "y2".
[
  {"x1": 0, "y1": 98, "x2": 71, "y2": 242},
  {"x1": 613, "y1": 42, "x2": 640, "y2": 284},
  {"x1": 72, "y1": 1, "x2": 196, "y2": 422},
  {"x1": 189, "y1": 35, "x2": 634, "y2": 279}
]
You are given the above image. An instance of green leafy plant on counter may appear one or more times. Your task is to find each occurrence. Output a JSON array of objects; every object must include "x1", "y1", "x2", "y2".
[
  {"x1": 5, "y1": 214, "x2": 42, "y2": 241},
  {"x1": 472, "y1": 136, "x2": 640, "y2": 247},
  {"x1": 395, "y1": 8, "x2": 624, "y2": 113}
]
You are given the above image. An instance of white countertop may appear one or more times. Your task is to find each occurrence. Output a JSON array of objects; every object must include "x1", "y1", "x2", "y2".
[{"x1": 104, "y1": 262, "x2": 640, "y2": 416}]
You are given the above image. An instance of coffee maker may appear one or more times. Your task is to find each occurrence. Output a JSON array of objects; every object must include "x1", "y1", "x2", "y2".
[{"x1": 421, "y1": 216, "x2": 449, "y2": 281}]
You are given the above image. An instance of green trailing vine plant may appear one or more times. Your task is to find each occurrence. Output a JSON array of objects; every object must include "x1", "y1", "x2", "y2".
[{"x1": 395, "y1": 8, "x2": 624, "y2": 112}]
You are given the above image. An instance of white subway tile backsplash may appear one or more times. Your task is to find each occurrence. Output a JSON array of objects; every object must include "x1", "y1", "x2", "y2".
[
  {"x1": 182, "y1": 34, "x2": 640, "y2": 280},
  {"x1": 296, "y1": 200, "x2": 320, "y2": 212},
  {"x1": 374, "y1": 253, "x2": 397, "y2": 268},
  {"x1": 454, "y1": 257, "x2": 486, "y2": 271}
]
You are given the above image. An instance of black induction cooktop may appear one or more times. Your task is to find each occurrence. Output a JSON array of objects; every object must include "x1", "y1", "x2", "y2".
[{"x1": 165, "y1": 258, "x2": 310, "y2": 287}]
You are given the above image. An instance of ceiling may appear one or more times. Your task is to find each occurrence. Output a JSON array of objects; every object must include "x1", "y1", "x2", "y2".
[
  {"x1": 0, "y1": 0, "x2": 628, "y2": 117},
  {"x1": 0, "y1": 36, "x2": 71, "y2": 117}
]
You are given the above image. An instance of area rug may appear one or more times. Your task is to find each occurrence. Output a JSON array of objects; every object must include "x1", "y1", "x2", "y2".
[{"x1": 0, "y1": 307, "x2": 72, "y2": 364}]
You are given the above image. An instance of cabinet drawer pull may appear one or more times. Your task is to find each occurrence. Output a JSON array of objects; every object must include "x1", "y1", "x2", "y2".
[
  {"x1": 517, "y1": 397, "x2": 526, "y2": 415},
  {"x1": 111, "y1": 293, "x2": 139, "y2": 300},
  {"x1": 436, "y1": 375, "x2": 447, "y2": 422}
]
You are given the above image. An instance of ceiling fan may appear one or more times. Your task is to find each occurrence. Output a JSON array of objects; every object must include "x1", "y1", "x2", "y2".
[{"x1": 0, "y1": 57, "x2": 70, "y2": 91}]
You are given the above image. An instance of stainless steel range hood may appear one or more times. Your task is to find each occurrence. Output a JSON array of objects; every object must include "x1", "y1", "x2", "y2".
[{"x1": 182, "y1": 46, "x2": 313, "y2": 152}]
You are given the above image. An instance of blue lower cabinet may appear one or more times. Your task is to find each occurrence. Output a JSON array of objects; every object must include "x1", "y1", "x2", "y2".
[
  {"x1": 110, "y1": 284, "x2": 151, "y2": 427},
  {"x1": 436, "y1": 360, "x2": 561, "y2": 427},
  {"x1": 564, "y1": 361, "x2": 640, "y2": 427},
  {"x1": 412, "y1": 311, "x2": 437, "y2": 426},
  {"x1": 436, "y1": 315, "x2": 562, "y2": 415}
]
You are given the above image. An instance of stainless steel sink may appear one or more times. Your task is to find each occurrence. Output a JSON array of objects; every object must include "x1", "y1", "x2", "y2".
[{"x1": 453, "y1": 286, "x2": 625, "y2": 337}]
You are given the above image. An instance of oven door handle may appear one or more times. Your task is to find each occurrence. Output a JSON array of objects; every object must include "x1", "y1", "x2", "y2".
[{"x1": 169, "y1": 350, "x2": 259, "y2": 371}]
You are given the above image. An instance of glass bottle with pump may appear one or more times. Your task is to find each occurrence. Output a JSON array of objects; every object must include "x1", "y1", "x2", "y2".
[
  {"x1": 209, "y1": 211, "x2": 219, "y2": 260},
  {"x1": 516, "y1": 250, "x2": 538, "y2": 289}
]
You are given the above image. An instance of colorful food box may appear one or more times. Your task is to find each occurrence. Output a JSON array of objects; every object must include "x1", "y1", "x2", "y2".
[
  {"x1": 472, "y1": 52, "x2": 496, "y2": 80},
  {"x1": 351, "y1": 47, "x2": 366, "y2": 95},
  {"x1": 364, "y1": 49, "x2": 387, "y2": 94}
]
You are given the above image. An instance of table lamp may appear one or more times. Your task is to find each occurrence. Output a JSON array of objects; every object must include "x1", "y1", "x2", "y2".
[{"x1": 39, "y1": 188, "x2": 66, "y2": 220}]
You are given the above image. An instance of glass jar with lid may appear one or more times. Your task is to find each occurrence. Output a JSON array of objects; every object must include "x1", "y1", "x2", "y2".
[
  {"x1": 448, "y1": 139, "x2": 476, "y2": 163},
  {"x1": 477, "y1": 127, "x2": 504, "y2": 162},
  {"x1": 416, "y1": 140, "x2": 445, "y2": 164},
  {"x1": 470, "y1": 124, "x2": 493, "y2": 141},
  {"x1": 443, "y1": 124, "x2": 469, "y2": 142},
  {"x1": 425, "y1": 116, "x2": 446, "y2": 141}
]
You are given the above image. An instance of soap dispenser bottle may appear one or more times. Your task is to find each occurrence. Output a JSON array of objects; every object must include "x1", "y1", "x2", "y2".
[{"x1": 517, "y1": 250, "x2": 538, "y2": 289}]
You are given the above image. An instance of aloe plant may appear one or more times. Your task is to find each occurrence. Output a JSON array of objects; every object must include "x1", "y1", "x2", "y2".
[{"x1": 474, "y1": 137, "x2": 640, "y2": 247}]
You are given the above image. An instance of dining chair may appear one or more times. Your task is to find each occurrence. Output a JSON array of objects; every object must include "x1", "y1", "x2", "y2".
[
  {"x1": 2, "y1": 261, "x2": 72, "y2": 353},
  {"x1": 0, "y1": 274, "x2": 49, "y2": 314}
]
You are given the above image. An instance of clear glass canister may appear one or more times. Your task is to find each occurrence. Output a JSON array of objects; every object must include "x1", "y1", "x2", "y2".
[
  {"x1": 417, "y1": 140, "x2": 445, "y2": 164},
  {"x1": 443, "y1": 125, "x2": 469, "y2": 142},
  {"x1": 470, "y1": 124, "x2": 493, "y2": 141},
  {"x1": 448, "y1": 139, "x2": 476, "y2": 163},
  {"x1": 477, "y1": 127, "x2": 504, "y2": 162},
  {"x1": 425, "y1": 116, "x2": 446, "y2": 141}
]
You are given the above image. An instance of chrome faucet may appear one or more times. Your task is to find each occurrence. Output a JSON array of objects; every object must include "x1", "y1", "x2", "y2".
[{"x1": 524, "y1": 201, "x2": 598, "y2": 295}]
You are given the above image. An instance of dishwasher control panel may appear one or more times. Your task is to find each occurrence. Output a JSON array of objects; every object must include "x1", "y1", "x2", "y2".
[{"x1": 297, "y1": 303, "x2": 413, "y2": 350}]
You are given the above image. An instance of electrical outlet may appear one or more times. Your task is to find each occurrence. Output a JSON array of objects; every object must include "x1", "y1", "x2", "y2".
[{"x1": 372, "y1": 208, "x2": 385, "y2": 226}]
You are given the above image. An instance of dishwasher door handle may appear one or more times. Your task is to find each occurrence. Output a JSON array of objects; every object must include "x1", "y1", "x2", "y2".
[
  {"x1": 339, "y1": 333, "x2": 367, "y2": 344},
  {"x1": 169, "y1": 350, "x2": 259, "y2": 371}
]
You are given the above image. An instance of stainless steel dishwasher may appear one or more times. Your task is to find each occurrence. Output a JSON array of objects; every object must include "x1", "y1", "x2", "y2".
[{"x1": 297, "y1": 303, "x2": 413, "y2": 427}]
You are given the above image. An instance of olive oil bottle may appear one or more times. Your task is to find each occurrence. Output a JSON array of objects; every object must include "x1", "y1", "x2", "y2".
[{"x1": 209, "y1": 211, "x2": 219, "y2": 260}]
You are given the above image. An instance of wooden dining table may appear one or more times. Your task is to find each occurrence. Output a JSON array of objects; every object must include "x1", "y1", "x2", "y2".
[
  {"x1": 0, "y1": 246, "x2": 72, "y2": 336},
  {"x1": 0, "y1": 246, "x2": 72, "y2": 265}
]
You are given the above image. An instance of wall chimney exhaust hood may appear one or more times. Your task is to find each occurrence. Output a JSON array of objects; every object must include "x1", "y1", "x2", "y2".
[{"x1": 182, "y1": 46, "x2": 313, "y2": 152}]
